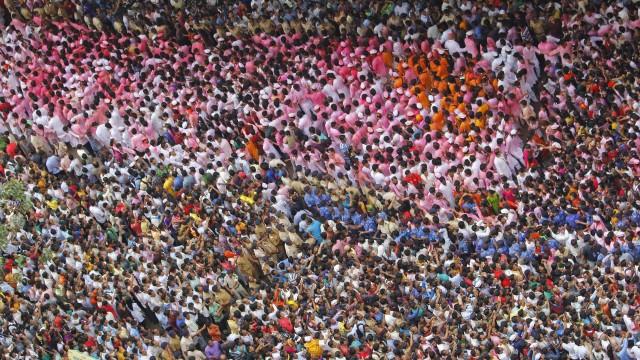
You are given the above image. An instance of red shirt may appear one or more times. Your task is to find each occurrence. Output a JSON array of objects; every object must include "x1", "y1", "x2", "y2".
[
  {"x1": 278, "y1": 317, "x2": 294, "y2": 333},
  {"x1": 84, "y1": 337, "x2": 97, "y2": 348},
  {"x1": 54, "y1": 315, "x2": 65, "y2": 329},
  {"x1": 183, "y1": 203, "x2": 201, "y2": 215},
  {"x1": 5, "y1": 143, "x2": 17, "y2": 157},
  {"x1": 0, "y1": 102, "x2": 11, "y2": 113},
  {"x1": 98, "y1": 304, "x2": 118, "y2": 319},
  {"x1": 170, "y1": 129, "x2": 184, "y2": 144},
  {"x1": 357, "y1": 344, "x2": 373, "y2": 359},
  {"x1": 3, "y1": 258, "x2": 13, "y2": 272},
  {"x1": 115, "y1": 202, "x2": 127, "y2": 214},
  {"x1": 545, "y1": 278, "x2": 554, "y2": 289},
  {"x1": 130, "y1": 220, "x2": 143, "y2": 237},
  {"x1": 493, "y1": 269, "x2": 504, "y2": 281},
  {"x1": 404, "y1": 173, "x2": 421, "y2": 186}
]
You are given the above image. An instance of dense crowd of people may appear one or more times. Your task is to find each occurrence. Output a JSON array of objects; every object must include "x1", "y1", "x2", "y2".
[{"x1": 0, "y1": 0, "x2": 640, "y2": 359}]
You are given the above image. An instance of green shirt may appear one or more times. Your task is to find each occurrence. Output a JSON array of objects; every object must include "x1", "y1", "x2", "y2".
[
  {"x1": 0, "y1": 136, "x2": 8, "y2": 152},
  {"x1": 209, "y1": 303, "x2": 224, "y2": 323},
  {"x1": 486, "y1": 192, "x2": 501, "y2": 214}
]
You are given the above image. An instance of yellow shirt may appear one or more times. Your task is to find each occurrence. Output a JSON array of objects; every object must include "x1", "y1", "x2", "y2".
[
  {"x1": 163, "y1": 177, "x2": 176, "y2": 196},
  {"x1": 239, "y1": 192, "x2": 255, "y2": 205},
  {"x1": 305, "y1": 339, "x2": 323, "y2": 358}
]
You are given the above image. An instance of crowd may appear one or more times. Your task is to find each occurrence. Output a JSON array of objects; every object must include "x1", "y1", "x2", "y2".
[{"x1": 0, "y1": 0, "x2": 640, "y2": 359}]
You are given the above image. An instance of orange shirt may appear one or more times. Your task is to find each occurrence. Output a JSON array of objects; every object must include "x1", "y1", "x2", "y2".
[
  {"x1": 448, "y1": 83, "x2": 458, "y2": 95},
  {"x1": 430, "y1": 111, "x2": 445, "y2": 131},
  {"x1": 382, "y1": 51, "x2": 394, "y2": 68},
  {"x1": 417, "y1": 92, "x2": 430, "y2": 110},
  {"x1": 396, "y1": 62, "x2": 406, "y2": 78},
  {"x1": 477, "y1": 103, "x2": 489, "y2": 115},
  {"x1": 491, "y1": 78, "x2": 499, "y2": 91},
  {"x1": 418, "y1": 57, "x2": 428, "y2": 72},
  {"x1": 437, "y1": 61, "x2": 449, "y2": 80},
  {"x1": 419, "y1": 71, "x2": 433, "y2": 91},
  {"x1": 429, "y1": 59, "x2": 439, "y2": 73},
  {"x1": 246, "y1": 139, "x2": 259, "y2": 161},
  {"x1": 474, "y1": 116, "x2": 486, "y2": 129},
  {"x1": 408, "y1": 56, "x2": 417, "y2": 69},
  {"x1": 459, "y1": 119, "x2": 471, "y2": 133}
]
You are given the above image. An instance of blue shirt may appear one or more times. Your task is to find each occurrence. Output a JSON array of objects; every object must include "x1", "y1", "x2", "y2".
[
  {"x1": 458, "y1": 241, "x2": 470, "y2": 254},
  {"x1": 351, "y1": 212, "x2": 363, "y2": 226},
  {"x1": 422, "y1": 288, "x2": 436, "y2": 301},
  {"x1": 631, "y1": 210, "x2": 640, "y2": 225},
  {"x1": 163, "y1": 130, "x2": 175, "y2": 144},
  {"x1": 338, "y1": 142, "x2": 350, "y2": 156},
  {"x1": 617, "y1": 339, "x2": 631, "y2": 360},
  {"x1": 395, "y1": 229, "x2": 411, "y2": 243},
  {"x1": 340, "y1": 209, "x2": 351, "y2": 223},
  {"x1": 553, "y1": 211, "x2": 566, "y2": 226},
  {"x1": 566, "y1": 213, "x2": 580, "y2": 229},
  {"x1": 427, "y1": 230, "x2": 439, "y2": 243},
  {"x1": 374, "y1": 312, "x2": 383, "y2": 323},
  {"x1": 265, "y1": 168, "x2": 276, "y2": 183},
  {"x1": 332, "y1": 207, "x2": 343, "y2": 220},
  {"x1": 172, "y1": 176, "x2": 183, "y2": 191},
  {"x1": 182, "y1": 175, "x2": 196, "y2": 189},
  {"x1": 363, "y1": 216, "x2": 377, "y2": 233},
  {"x1": 520, "y1": 248, "x2": 535, "y2": 262},
  {"x1": 45, "y1": 155, "x2": 61, "y2": 174},
  {"x1": 342, "y1": 194, "x2": 352, "y2": 208},
  {"x1": 318, "y1": 193, "x2": 331, "y2": 205},
  {"x1": 480, "y1": 246, "x2": 495, "y2": 258},
  {"x1": 304, "y1": 191, "x2": 320, "y2": 207},
  {"x1": 617, "y1": 217, "x2": 629, "y2": 229},
  {"x1": 410, "y1": 226, "x2": 426, "y2": 239},
  {"x1": 128, "y1": 326, "x2": 140, "y2": 338},
  {"x1": 306, "y1": 220, "x2": 323, "y2": 243},
  {"x1": 497, "y1": 245, "x2": 510, "y2": 255},
  {"x1": 318, "y1": 206, "x2": 332, "y2": 220}
]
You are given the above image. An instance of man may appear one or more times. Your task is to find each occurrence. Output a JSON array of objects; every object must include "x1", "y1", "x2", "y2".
[{"x1": 45, "y1": 154, "x2": 61, "y2": 175}]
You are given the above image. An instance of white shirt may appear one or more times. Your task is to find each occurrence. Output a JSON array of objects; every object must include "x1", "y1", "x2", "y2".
[
  {"x1": 562, "y1": 342, "x2": 588, "y2": 360},
  {"x1": 89, "y1": 205, "x2": 107, "y2": 223},
  {"x1": 95, "y1": 124, "x2": 111, "y2": 146}
]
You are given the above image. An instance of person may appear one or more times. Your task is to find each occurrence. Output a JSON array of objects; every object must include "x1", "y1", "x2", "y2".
[{"x1": 0, "y1": 0, "x2": 639, "y2": 359}]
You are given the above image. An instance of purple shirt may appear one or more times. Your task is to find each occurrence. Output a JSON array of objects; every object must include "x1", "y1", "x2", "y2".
[{"x1": 205, "y1": 342, "x2": 222, "y2": 359}]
